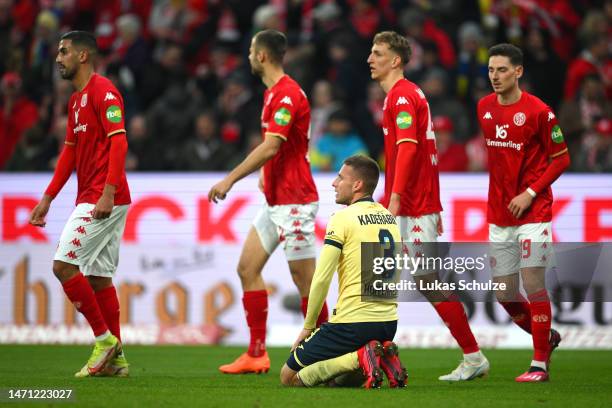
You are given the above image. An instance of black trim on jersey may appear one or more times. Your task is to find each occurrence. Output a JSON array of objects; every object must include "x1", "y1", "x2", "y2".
[
  {"x1": 353, "y1": 196, "x2": 374, "y2": 204},
  {"x1": 324, "y1": 239, "x2": 343, "y2": 250}
]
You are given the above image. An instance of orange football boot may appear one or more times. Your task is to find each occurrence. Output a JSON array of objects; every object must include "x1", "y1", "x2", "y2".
[{"x1": 219, "y1": 352, "x2": 270, "y2": 374}]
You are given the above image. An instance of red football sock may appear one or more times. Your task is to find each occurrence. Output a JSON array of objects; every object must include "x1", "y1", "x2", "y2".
[
  {"x1": 62, "y1": 273, "x2": 108, "y2": 337},
  {"x1": 434, "y1": 301, "x2": 480, "y2": 354},
  {"x1": 95, "y1": 286, "x2": 121, "y2": 342},
  {"x1": 528, "y1": 289, "x2": 552, "y2": 363},
  {"x1": 301, "y1": 297, "x2": 329, "y2": 328},
  {"x1": 500, "y1": 294, "x2": 532, "y2": 333},
  {"x1": 243, "y1": 290, "x2": 268, "y2": 357}
]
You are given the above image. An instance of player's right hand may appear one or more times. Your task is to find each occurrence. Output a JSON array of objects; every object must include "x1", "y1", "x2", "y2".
[
  {"x1": 208, "y1": 179, "x2": 232, "y2": 203},
  {"x1": 29, "y1": 197, "x2": 52, "y2": 227}
]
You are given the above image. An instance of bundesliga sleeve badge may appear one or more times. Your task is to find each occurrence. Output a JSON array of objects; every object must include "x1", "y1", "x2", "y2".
[
  {"x1": 274, "y1": 107, "x2": 291, "y2": 126},
  {"x1": 396, "y1": 111, "x2": 412, "y2": 129}
]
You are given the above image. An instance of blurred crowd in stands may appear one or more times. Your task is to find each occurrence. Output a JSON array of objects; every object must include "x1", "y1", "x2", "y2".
[{"x1": 0, "y1": 0, "x2": 610, "y2": 173}]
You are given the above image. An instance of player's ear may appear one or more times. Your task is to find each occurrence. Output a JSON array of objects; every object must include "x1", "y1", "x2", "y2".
[
  {"x1": 77, "y1": 48, "x2": 89, "y2": 64},
  {"x1": 515, "y1": 65, "x2": 523, "y2": 79},
  {"x1": 353, "y1": 179, "x2": 363, "y2": 193}
]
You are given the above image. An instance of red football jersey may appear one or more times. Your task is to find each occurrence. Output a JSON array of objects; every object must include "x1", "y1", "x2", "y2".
[
  {"x1": 477, "y1": 91, "x2": 568, "y2": 226},
  {"x1": 65, "y1": 73, "x2": 131, "y2": 205},
  {"x1": 261, "y1": 75, "x2": 318, "y2": 205},
  {"x1": 381, "y1": 79, "x2": 442, "y2": 217}
]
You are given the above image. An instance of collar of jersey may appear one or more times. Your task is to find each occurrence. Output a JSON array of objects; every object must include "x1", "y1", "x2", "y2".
[{"x1": 352, "y1": 196, "x2": 374, "y2": 204}]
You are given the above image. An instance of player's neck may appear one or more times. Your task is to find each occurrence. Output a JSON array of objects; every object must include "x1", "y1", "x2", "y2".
[
  {"x1": 380, "y1": 71, "x2": 404, "y2": 93},
  {"x1": 73, "y1": 67, "x2": 94, "y2": 92},
  {"x1": 350, "y1": 193, "x2": 372, "y2": 204},
  {"x1": 262, "y1": 66, "x2": 285, "y2": 89},
  {"x1": 497, "y1": 87, "x2": 522, "y2": 105}
]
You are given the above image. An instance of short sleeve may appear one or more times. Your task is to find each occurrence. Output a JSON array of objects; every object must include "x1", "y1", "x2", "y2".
[
  {"x1": 96, "y1": 87, "x2": 126, "y2": 137},
  {"x1": 392, "y1": 92, "x2": 418, "y2": 145},
  {"x1": 265, "y1": 88, "x2": 299, "y2": 141},
  {"x1": 538, "y1": 108, "x2": 568, "y2": 158},
  {"x1": 324, "y1": 212, "x2": 346, "y2": 249}
]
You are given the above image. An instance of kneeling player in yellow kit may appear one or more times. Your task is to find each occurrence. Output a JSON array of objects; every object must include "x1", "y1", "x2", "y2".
[{"x1": 279, "y1": 155, "x2": 407, "y2": 388}]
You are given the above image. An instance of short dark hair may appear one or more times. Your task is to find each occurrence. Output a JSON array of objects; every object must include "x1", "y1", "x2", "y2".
[
  {"x1": 61, "y1": 31, "x2": 99, "y2": 54},
  {"x1": 343, "y1": 155, "x2": 379, "y2": 195},
  {"x1": 254, "y1": 29, "x2": 287, "y2": 65},
  {"x1": 373, "y1": 31, "x2": 411, "y2": 65},
  {"x1": 488, "y1": 43, "x2": 523, "y2": 66}
]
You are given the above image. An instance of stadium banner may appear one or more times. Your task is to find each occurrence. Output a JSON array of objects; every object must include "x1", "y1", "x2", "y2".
[{"x1": 1, "y1": 173, "x2": 611, "y2": 347}]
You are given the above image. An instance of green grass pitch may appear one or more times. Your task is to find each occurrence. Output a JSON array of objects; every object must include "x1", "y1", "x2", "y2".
[{"x1": 1, "y1": 345, "x2": 610, "y2": 407}]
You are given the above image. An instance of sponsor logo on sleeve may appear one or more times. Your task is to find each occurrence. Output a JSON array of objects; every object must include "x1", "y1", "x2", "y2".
[
  {"x1": 551, "y1": 125, "x2": 564, "y2": 143},
  {"x1": 396, "y1": 111, "x2": 412, "y2": 129},
  {"x1": 106, "y1": 105, "x2": 123, "y2": 123},
  {"x1": 274, "y1": 107, "x2": 291, "y2": 126}
]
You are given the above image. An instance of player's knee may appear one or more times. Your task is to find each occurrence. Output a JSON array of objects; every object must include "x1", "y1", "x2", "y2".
[
  {"x1": 279, "y1": 364, "x2": 296, "y2": 386},
  {"x1": 52, "y1": 261, "x2": 78, "y2": 283},
  {"x1": 236, "y1": 260, "x2": 258, "y2": 283}
]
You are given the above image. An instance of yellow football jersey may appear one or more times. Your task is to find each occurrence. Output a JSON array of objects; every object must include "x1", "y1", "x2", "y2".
[{"x1": 304, "y1": 197, "x2": 401, "y2": 328}]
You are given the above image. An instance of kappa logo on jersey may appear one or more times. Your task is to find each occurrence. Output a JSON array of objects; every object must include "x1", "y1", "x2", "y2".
[
  {"x1": 396, "y1": 96, "x2": 409, "y2": 105},
  {"x1": 547, "y1": 112, "x2": 555, "y2": 122},
  {"x1": 513, "y1": 112, "x2": 526, "y2": 126},
  {"x1": 280, "y1": 96, "x2": 293, "y2": 105},
  {"x1": 106, "y1": 105, "x2": 123, "y2": 123},
  {"x1": 104, "y1": 92, "x2": 117, "y2": 101},
  {"x1": 483, "y1": 112, "x2": 492, "y2": 120},
  {"x1": 495, "y1": 124, "x2": 509, "y2": 139},
  {"x1": 551, "y1": 125, "x2": 564, "y2": 144},
  {"x1": 274, "y1": 107, "x2": 291, "y2": 126},
  {"x1": 396, "y1": 111, "x2": 412, "y2": 129}
]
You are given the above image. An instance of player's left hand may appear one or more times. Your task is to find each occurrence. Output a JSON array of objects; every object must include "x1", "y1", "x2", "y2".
[
  {"x1": 437, "y1": 215, "x2": 444, "y2": 236},
  {"x1": 508, "y1": 191, "x2": 533, "y2": 219},
  {"x1": 93, "y1": 194, "x2": 114, "y2": 219},
  {"x1": 389, "y1": 193, "x2": 401, "y2": 216},
  {"x1": 291, "y1": 328, "x2": 313, "y2": 352},
  {"x1": 208, "y1": 179, "x2": 233, "y2": 203}
]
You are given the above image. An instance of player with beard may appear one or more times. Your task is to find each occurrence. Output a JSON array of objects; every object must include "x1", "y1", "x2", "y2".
[{"x1": 209, "y1": 29, "x2": 328, "y2": 374}]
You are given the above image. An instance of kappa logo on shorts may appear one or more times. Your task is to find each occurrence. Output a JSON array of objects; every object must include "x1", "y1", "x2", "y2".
[
  {"x1": 82, "y1": 217, "x2": 92, "y2": 223},
  {"x1": 290, "y1": 207, "x2": 299, "y2": 216},
  {"x1": 292, "y1": 220, "x2": 301, "y2": 227},
  {"x1": 66, "y1": 251, "x2": 78, "y2": 259},
  {"x1": 74, "y1": 226, "x2": 87, "y2": 235},
  {"x1": 411, "y1": 225, "x2": 422, "y2": 233},
  {"x1": 490, "y1": 256, "x2": 497, "y2": 268},
  {"x1": 70, "y1": 238, "x2": 82, "y2": 247},
  {"x1": 413, "y1": 238, "x2": 422, "y2": 246},
  {"x1": 293, "y1": 228, "x2": 302, "y2": 234}
]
